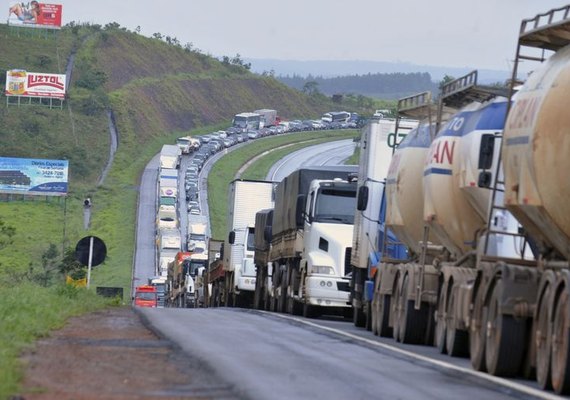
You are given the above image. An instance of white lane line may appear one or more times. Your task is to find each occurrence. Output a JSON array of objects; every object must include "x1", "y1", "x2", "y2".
[{"x1": 261, "y1": 311, "x2": 564, "y2": 400}]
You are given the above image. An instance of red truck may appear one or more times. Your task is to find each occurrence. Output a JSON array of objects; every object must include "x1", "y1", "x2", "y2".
[{"x1": 134, "y1": 285, "x2": 157, "y2": 308}]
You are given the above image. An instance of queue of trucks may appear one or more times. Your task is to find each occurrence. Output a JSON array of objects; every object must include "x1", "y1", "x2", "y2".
[
  {"x1": 199, "y1": 5, "x2": 570, "y2": 395},
  {"x1": 152, "y1": 138, "x2": 209, "y2": 308},
  {"x1": 134, "y1": 6, "x2": 570, "y2": 394}
]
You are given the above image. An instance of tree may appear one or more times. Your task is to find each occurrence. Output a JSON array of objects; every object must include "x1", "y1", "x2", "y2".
[
  {"x1": 303, "y1": 81, "x2": 320, "y2": 96},
  {"x1": 439, "y1": 74, "x2": 455, "y2": 89}
]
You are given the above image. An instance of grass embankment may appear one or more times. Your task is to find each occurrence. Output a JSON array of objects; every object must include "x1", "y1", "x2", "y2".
[
  {"x1": 0, "y1": 284, "x2": 114, "y2": 399},
  {"x1": 345, "y1": 145, "x2": 360, "y2": 165},
  {"x1": 0, "y1": 122, "x2": 226, "y2": 399},
  {"x1": 207, "y1": 129, "x2": 358, "y2": 239}
]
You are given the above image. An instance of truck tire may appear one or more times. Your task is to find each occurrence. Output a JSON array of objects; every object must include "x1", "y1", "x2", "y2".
[
  {"x1": 303, "y1": 302, "x2": 320, "y2": 319},
  {"x1": 485, "y1": 279, "x2": 526, "y2": 377},
  {"x1": 398, "y1": 274, "x2": 429, "y2": 345},
  {"x1": 551, "y1": 285, "x2": 570, "y2": 394},
  {"x1": 365, "y1": 301, "x2": 372, "y2": 331},
  {"x1": 353, "y1": 303, "x2": 366, "y2": 328},
  {"x1": 377, "y1": 294, "x2": 393, "y2": 338},
  {"x1": 445, "y1": 284, "x2": 469, "y2": 357},
  {"x1": 435, "y1": 286, "x2": 447, "y2": 354},
  {"x1": 470, "y1": 283, "x2": 487, "y2": 371},
  {"x1": 254, "y1": 267, "x2": 264, "y2": 310},
  {"x1": 536, "y1": 284, "x2": 552, "y2": 389}
]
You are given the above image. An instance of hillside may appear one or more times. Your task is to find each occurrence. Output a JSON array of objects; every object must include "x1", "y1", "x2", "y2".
[
  {"x1": 0, "y1": 23, "x2": 334, "y2": 188},
  {"x1": 0, "y1": 22, "x2": 339, "y2": 291}
]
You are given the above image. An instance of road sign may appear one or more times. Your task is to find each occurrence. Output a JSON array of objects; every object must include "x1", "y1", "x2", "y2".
[
  {"x1": 75, "y1": 236, "x2": 106, "y2": 267},
  {"x1": 75, "y1": 236, "x2": 107, "y2": 289}
]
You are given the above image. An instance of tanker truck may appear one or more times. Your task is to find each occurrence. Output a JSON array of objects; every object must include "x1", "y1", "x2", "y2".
[
  {"x1": 350, "y1": 116, "x2": 417, "y2": 328},
  {"x1": 265, "y1": 166, "x2": 358, "y2": 317},
  {"x1": 467, "y1": 7, "x2": 570, "y2": 394},
  {"x1": 373, "y1": 71, "x2": 514, "y2": 348}
]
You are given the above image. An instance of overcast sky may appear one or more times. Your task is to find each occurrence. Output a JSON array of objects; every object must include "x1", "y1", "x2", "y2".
[{"x1": 59, "y1": 0, "x2": 569, "y2": 71}]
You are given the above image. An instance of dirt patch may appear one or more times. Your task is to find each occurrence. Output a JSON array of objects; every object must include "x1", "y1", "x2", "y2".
[{"x1": 15, "y1": 307, "x2": 238, "y2": 400}]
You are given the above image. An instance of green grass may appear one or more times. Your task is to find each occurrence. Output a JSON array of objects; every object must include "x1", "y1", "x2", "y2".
[
  {"x1": 345, "y1": 145, "x2": 360, "y2": 165},
  {"x1": 207, "y1": 130, "x2": 358, "y2": 239},
  {"x1": 0, "y1": 283, "x2": 114, "y2": 399}
]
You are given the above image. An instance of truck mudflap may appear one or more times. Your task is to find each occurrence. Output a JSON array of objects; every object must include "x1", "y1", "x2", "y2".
[{"x1": 305, "y1": 275, "x2": 351, "y2": 307}]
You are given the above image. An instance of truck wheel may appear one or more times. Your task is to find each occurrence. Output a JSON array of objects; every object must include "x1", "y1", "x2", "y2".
[
  {"x1": 470, "y1": 284, "x2": 487, "y2": 371},
  {"x1": 551, "y1": 285, "x2": 570, "y2": 394},
  {"x1": 365, "y1": 301, "x2": 372, "y2": 331},
  {"x1": 378, "y1": 294, "x2": 393, "y2": 338},
  {"x1": 303, "y1": 302, "x2": 320, "y2": 318},
  {"x1": 536, "y1": 284, "x2": 552, "y2": 389},
  {"x1": 392, "y1": 274, "x2": 402, "y2": 341},
  {"x1": 277, "y1": 272, "x2": 287, "y2": 313},
  {"x1": 445, "y1": 284, "x2": 469, "y2": 357},
  {"x1": 435, "y1": 286, "x2": 447, "y2": 354},
  {"x1": 398, "y1": 274, "x2": 428, "y2": 344},
  {"x1": 485, "y1": 279, "x2": 526, "y2": 376},
  {"x1": 353, "y1": 303, "x2": 366, "y2": 328}
]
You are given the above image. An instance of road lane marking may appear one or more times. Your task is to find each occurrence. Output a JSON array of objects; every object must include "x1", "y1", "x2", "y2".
[{"x1": 261, "y1": 311, "x2": 564, "y2": 400}]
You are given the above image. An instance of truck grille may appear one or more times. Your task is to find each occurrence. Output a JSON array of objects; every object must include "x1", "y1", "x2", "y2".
[
  {"x1": 344, "y1": 247, "x2": 352, "y2": 276},
  {"x1": 337, "y1": 281, "x2": 350, "y2": 292}
]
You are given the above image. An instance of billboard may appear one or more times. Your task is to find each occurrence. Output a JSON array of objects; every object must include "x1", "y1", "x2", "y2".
[
  {"x1": 0, "y1": 157, "x2": 68, "y2": 196},
  {"x1": 5, "y1": 70, "x2": 66, "y2": 99},
  {"x1": 7, "y1": 2, "x2": 62, "y2": 28}
]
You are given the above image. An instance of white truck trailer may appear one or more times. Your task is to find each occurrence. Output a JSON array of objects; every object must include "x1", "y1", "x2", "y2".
[
  {"x1": 158, "y1": 168, "x2": 178, "y2": 206},
  {"x1": 216, "y1": 179, "x2": 276, "y2": 307},
  {"x1": 157, "y1": 228, "x2": 181, "y2": 276},
  {"x1": 159, "y1": 144, "x2": 181, "y2": 169},
  {"x1": 253, "y1": 109, "x2": 277, "y2": 128}
]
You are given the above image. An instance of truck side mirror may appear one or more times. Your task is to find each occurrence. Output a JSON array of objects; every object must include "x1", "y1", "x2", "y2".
[
  {"x1": 478, "y1": 171, "x2": 492, "y2": 188},
  {"x1": 228, "y1": 231, "x2": 235, "y2": 245},
  {"x1": 357, "y1": 185, "x2": 369, "y2": 211},
  {"x1": 295, "y1": 194, "x2": 306, "y2": 228},
  {"x1": 219, "y1": 243, "x2": 224, "y2": 259},
  {"x1": 478, "y1": 134, "x2": 495, "y2": 170},
  {"x1": 264, "y1": 226, "x2": 272, "y2": 242}
]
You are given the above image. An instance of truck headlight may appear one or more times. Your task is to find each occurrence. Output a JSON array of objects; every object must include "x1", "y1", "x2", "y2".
[{"x1": 312, "y1": 265, "x2": 334, "y2": 275}]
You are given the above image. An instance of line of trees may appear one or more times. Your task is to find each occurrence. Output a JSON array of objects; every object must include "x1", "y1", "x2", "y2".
[{"x1": 277, "y1": 72, "x2": 439, "y2": 99}]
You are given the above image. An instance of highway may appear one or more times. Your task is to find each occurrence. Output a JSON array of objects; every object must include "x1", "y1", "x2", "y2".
[
  {"x1": 266, "y1": 138, "x2": 355, "y2": 181},
  {"x1": 133, "y1": 137, "x2": 559, "y2": 400}
]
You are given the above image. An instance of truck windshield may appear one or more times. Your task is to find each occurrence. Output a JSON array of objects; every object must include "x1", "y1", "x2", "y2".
[
  {"x1": 233, "y1": 116, "x2": 248, "y2": 128},
  {"x1": 314, "y1": 188, "x2": 356, "y2": 224},
  {"x1": 176, "y1": 138, "x2": 190, "y2": 145},
  {"x1": 136, "y1": 292, "x2": 156, "y2": 301},
  {"x1": 189, "y1": 261, "x2": 206, "y2": 276},
  {"x1": 247, "y1": 227, "x2": 255, "y2": 251}
]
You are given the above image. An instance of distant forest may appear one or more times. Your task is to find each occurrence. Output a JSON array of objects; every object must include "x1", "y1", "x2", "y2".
[{"x1": 276, "y1": 72, "x2": 439, "y2": 100}]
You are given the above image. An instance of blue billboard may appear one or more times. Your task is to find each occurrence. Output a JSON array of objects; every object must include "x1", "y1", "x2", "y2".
[{"x1": 0, "y1": 157, "x2": 68, "y2": 196}]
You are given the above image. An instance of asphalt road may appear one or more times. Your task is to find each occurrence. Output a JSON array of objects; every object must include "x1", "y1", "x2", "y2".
[
  {"x1": 266, "y1": 139, "x2": 355, "y2": 181},
  {"x1": 139, "y1": 308, "x2": 538, "y2": 400}
]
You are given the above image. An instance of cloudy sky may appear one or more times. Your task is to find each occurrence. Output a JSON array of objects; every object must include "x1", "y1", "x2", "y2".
[{"x1": 58, "y1": 0, "x2": 568, "y2": 70}]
